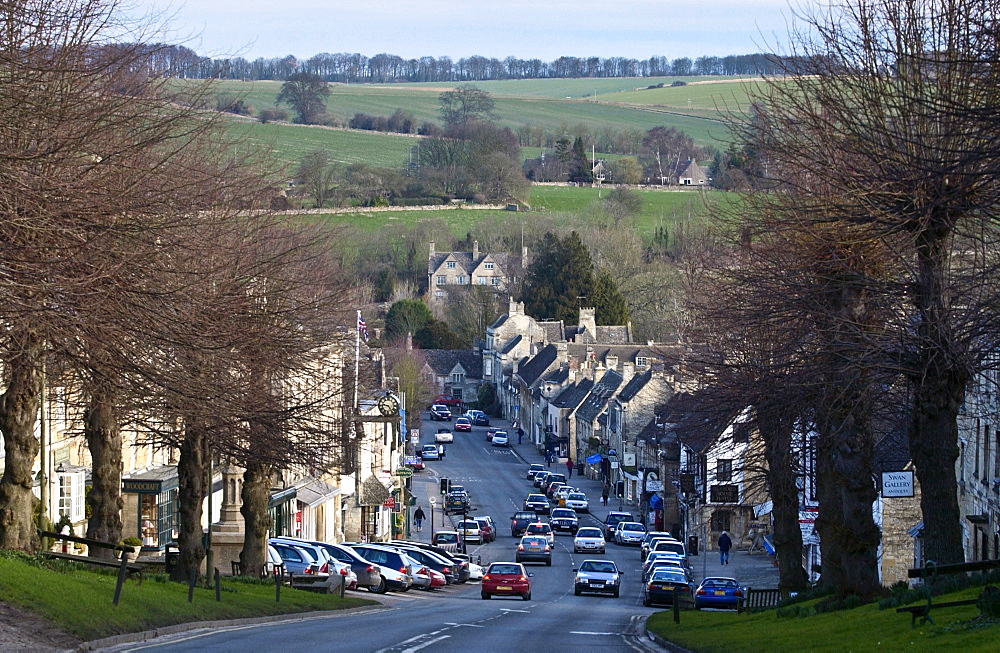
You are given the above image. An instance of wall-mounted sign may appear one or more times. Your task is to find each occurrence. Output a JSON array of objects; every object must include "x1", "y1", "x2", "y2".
[
  {"x1": 882, "y1": 470, "x2": 914, "y2": 498},
  {"x1": 710, "y1": 484, "x2": 739, "y2": 503},
  {"x1": 646, "y1": 480, "x2": 663, "y2": 492},
  {"x1": 623, "y1": 453, "x2": 636, "y2": 467}
]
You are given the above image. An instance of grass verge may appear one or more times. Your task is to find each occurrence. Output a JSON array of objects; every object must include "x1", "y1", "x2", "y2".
[
  {"x1": 646, "y1": 586, "x2": 999, "y2": 652},
  {"x1": 0, "y1": 552, "x2": 376, "y2": 642}
]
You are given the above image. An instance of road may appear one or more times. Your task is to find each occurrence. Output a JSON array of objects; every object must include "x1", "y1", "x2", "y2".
[{"x1": 108, "y1": 415, "x2": 667, "y2": 653}]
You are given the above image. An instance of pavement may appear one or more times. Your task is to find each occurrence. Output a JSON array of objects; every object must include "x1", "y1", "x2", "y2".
[{"x1": 409, "y1": 411, "x2": 780, "y2": 589}]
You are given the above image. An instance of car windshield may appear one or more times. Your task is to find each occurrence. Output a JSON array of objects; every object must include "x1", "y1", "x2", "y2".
[
  {"x1": 656, "y1": 542, "x2": 684, "y2": 554},
  {"x1": 580, "y1": 561, "x2": 617, "y2": 573},
  {"x1": 576, "y1": 528, "x2": 602, "y2": 538},
  {"x1": 529, "y1": 465, "x2": 544, "y2": 471},
  {"x1": 422, "y1": 445, "x2": 436, "y2": 452},
  {"x1": 527, "y1": 494, "x2": 547, "y2": 502},
  {"x1": 458, "y1": 521, "x2": 478, "y2": 528},
  {"x1": 568, "y1": 493, "x2": 587, "y2": 500},
  {"x1": 653, "y1": 571, "x2": 688, "y2": 582},
  {"x1": 608, "y1": 514, "x2": 631, "y2": 525},
  {"x1": 622, "y1": 522, "x2": 645, "y2": 532},
  {"x1": 489, "y1": 564, "x2": 522, "y2": 575},
  {"x1": 552, "y1": 509, "x2": 575, "y2": 518}
]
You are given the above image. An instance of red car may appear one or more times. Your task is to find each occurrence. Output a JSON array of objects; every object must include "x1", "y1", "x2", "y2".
[
  {"x1": 481, "y1": 562, "x2": 532, "y2": 600},
  {"x1": 434, "y1": 394, "x2": 462, "y2": 407},
  {"x1": 454, "y1": 417, "x2": 473, "y2": 432}
]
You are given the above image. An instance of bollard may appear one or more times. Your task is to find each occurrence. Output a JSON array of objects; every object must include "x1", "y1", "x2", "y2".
[
  {"x1": 673, "y1": 595, "x2": 680, "y2": 624},
  {"x1": 340, "y1": 573, "x2": 346, "y2": 598},
  {"x1": 188, "y1": 568, "x2": 196, "y2": 603},
  {"x1": 215, "y1": 568, "x2": 221, "y2": 602},
  {"x1": 275, "y1": 569, "x2": 281, "y2": 602},
  {"x1": 113, "y1": 549, "x2": 130, "y2": 606}
]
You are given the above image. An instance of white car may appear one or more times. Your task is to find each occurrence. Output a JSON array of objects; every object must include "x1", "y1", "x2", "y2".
[
  {"x1": 614, "y1": 521, "x2": 647, "y2": 545},
  {"x1": 467, "y1": 562, "x2": 485, "y2": 580},
  {"x1": 491, "y1": 430, "x2": 509, "y2": 447},
  {"x1": 456, "y1": 519, "x2": 482, "y2": 544},
  {"x1": 573, "y1": 526, "x2": 606, "y2": 554},
  {"x1": 564, "y1": 492, "x2": 589, "y2": 512},
  {"x1": 434, "y1": 429, "x2": 454, "y2": 443},
  {"x1": 524, "y1": 521, "x2": 555, "y2": 546}
]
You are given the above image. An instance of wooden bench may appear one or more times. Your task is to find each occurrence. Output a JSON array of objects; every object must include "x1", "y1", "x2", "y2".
[
  {"x1": 38, "y1": 529, "x2": 142, "y2": 606},
  {"x1": 738, "y1": 587, "x2": 782, "y2": 613},
  {"x1": 896, "y1": 559, "x2": 1000, "y2": 627}
]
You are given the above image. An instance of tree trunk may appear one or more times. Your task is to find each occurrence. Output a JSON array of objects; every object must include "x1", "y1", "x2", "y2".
[
  {"x1": 84, "y1": 383, "x2": 123, "y2": 560},
  {"x1": 814, "y1": 410, "x2": 881, "y2": 600},
  {"x1": 172, "y1": 426, "x2": 207, "y2": 582},
  {"x1": 0, "y1": 333, "x2": 44, "y2": 551},
  {"x1": 760, "y1": 409, "x2": 808, "y2": 595},
  {"x1": 239, "y1": 461, "x2": 274, "y2": 577}
]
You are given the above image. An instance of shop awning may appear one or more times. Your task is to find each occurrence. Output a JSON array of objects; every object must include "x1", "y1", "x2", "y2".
[
  {"x1": 585, "y1": 453, "x2": 603, "y2": 465},
  {"x1": 622, "y1": 470, "x2": 639, "y2": 482},
  {"x1": 649, "y1": 493, "x2": 663, "y2": 510},
  {"x1": 295, "y1": 478, "x2": 341, "y2": 508},
  {"x1": 268, "y1": 486, "x2": 297, "y2": 508}
]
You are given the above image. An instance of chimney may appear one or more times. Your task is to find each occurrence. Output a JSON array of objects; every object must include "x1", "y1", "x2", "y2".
[
  {"x1": 622, "y1": 362, "x2": 635, "y2": 384},
  {"x1": 473, "y1": 240, "x2": 479, "y2": 260},
  {"x1": 429, "y1": 241, "x2": 435, "y2": 259},
  {"x1": 522, "y1": 245, "x2": 529, "y2": 266},
  {"x1": 579, "y1": 307, "x2": 596, "y2": 336}
]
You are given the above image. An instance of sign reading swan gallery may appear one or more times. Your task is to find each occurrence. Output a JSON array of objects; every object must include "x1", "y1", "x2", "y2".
[{"x1": 882, "y1": 470, "x2": 914, "y2": 498}]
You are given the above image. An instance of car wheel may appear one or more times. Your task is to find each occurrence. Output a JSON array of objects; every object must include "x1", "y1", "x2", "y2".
[
  {"x1": 546, "y1": 559, "x2": 551, "y2": 566},
  {"x1": 400, "y1": 584, "x2": 410, "y2": 592},
  {"x1": 368, "y1": 575, "x2": 387, "y2": 594},
  {"x1": 644, "y1": 597, "x2": 652, "y2": 607},
  {"x1": 612, "y1": 589, "x2": 620, "y2": 598},
  {"x1": 481, "y1": 592, "x2": 490, "y2": 600},
  {"x1": 574, "y1": 587, "x2": 581, "y2": 596},
  {"x1": 523, "y1": 592, "x2": 531, "y2": 601}
]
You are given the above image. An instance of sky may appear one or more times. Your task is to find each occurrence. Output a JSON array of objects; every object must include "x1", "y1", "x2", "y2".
[{"x1": 129, "y1": 1, "x2": 796, "y2": 62}]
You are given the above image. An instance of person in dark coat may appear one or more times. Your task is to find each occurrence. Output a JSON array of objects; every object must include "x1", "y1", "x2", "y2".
[
  {"x1": 718, "y1": 530, "x2": 733, "y2": 565},
  {"x1": 601, "y1": 484, "x2": 609, "y2": 506},
  {"x1": 517, "y1": 427, "x2": 524, "y2": 444},
  {"x1": 413, "y1": 506, "x2": 426, "y2": 532}
]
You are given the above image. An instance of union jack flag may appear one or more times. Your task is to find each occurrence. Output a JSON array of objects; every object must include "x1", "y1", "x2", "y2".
[{"x1": 357, "y1": 312, "x2": 369, "y2": 343}]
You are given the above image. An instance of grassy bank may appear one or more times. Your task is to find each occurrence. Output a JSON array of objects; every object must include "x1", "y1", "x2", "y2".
[
  {"x1": 0, "y1": 552, "x2": 376, "y2": 642},
  {"x1": 647, "y1": 587, "x2": 998, "y2": 652}
]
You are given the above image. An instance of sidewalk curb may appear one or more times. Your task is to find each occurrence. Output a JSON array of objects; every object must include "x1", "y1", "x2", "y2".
[
  {"x1": 78, "y1": 603, "x2": 386, "y2": 651},
  {"x1": 646, "y1": 628, "x2": 695, "y2": 653}
]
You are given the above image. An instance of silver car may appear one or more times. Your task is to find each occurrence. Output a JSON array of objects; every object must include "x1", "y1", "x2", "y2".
[
  {"x1": 573, "y1": 527, "x2": 606, "y2": 554},
  {"x1": 614, "y1": 521, "x2": 647, "y2": 545},
  {"x1": 573, "y1": 559, "x2": 623, "y2": 597}
]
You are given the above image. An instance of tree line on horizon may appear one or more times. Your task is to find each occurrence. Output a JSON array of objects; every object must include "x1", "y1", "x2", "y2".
[{"x1": 142, "y1": 46, "x2": 787, "y2": 82}]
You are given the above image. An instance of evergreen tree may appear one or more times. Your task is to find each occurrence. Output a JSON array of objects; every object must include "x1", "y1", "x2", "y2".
[
  {"x1": 384, "y1": 299, "x2": 433, "y2": 343},
  {"x1": 414, "y1": 318, "x2": 464, "y2": 349},
  {"x1": 568, "y1": 137, "x2": 593, "y2": 183},
  {"x1": 521, "y1": 231, "x2": 594, "y2": 323},
  {"x1": 591, "y1": 270, "x2": 630, "y2": 325}
]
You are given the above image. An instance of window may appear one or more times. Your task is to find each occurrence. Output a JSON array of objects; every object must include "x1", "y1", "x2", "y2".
[
  {"x1": 446, "y1": 261, "x2": 456, "y2": 269},
  {"x1": 717, "y1": 459, "x2": 732, "y2": 482},
  {"x1": 975, "y1": 420, "x2": 981, "y2": 478},
  {"x1": 733, "y1": 421, "x2": 750, "y2": 443},
  {"x1": 636, "y1": 356, "x2": 648, "y2": 367},
  {"x1": 485, "y1": 262, "x2": 494, "y2": 270},
  {"x1": 491, "y1": 277, "x2": 501, "y2": 286},
  {"x1": 711, "y1": 510, "x2": 732, "y2": 532},
  {"x1": 435, "y1": 290, "x2": 444, "y2": 299},
  {"x1": 995, "y1": 427, "x2": 1000, "y2": 479},
  {"x1": 477, "y1": 276, "x2": 487, "y2": 285},
  {"x1": 57, "y1": 471, "x2": 85, "y2": 522},
  {"x1": 451, "y1": 372, "x2": 465, "y2": 383},
  {"x1": 456, "y1": 275, "x2": 467, "y2": 285},
  {"x1": 436, "y1": 275, "x2": 447, "y2": 285}
]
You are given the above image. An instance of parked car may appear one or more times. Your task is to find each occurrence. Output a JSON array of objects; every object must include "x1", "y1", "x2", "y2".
[
  {"x1": 391, "y1": 545, "x2": 459, "y2": 584},
  {"x1": 432, "y1": 531, "x2": 460, "y2": 552},
  {"x1": 429, "y1": 404, "x2": 452, "y2": 421},
  {"x1": 465, "y1": 410, "x2": 490, "y2": 426},
  {"x1": 605, "y1": 511, "x2": 634, "y2": 539},
  {"x1": 491, "y1": 431, "x2": 509, "y2": 447},
  {"x1": 485, "y1": 428, "x2": 496, "y2": 441},
  {"x1": 523, "y1": 494, "x2": 550, "y2": 513},
  {"x1": 411, "y1": 565, "x2": 433, "y2": 590},
  {"x1": 456, "y1": 519, "x2": 482, "y2": 544},
  {"x1": 515, "y1": 535, "x2": 552, "y2": 566},
  {"x1": 614, "y1": 521, "x2": 647, "y2": 546},
  {"x1": 481, "y1": 562, "x2": 532, "y2": 600},
  {"x1": 533, "y1": 471, "x2": 550, "y2": 488},
  {"x1": 268, "y1": 540, "x2": 324, "y2": 576},
  {"x1": 645, "y1": 559, "x2": 692, "y2": 583},
  {"x1": 425, "y1": 567, "x2": 448, "y2": 588},
  {"x1": 510, "y1": 511, "x2": 538, "y2": 537},
  {"x1": 573, "y1": 559, "x2": 623, "y2": 597},
  {"x1": 694, "y1": 577, "x2": 744, "y2": 610},
  {"x1": 524, "y1": 522, "x2": 555, "y2": 547},
  {"x1": 573, "y1": 527, "x2": 606, "y2": 554},
  {"x1": 396, "y1": 541, "x2": 469, "y2": 582},
  {"x1": 650, "y1": 538, "x2": 689, "y2": 567},
  {"x1": 296, "y1": 540, "x2": 381, "y2": 589},
  {"x1": 467, "y1": 561, "x2": 484, "y2": 580},
  {"x1": 644, "y1": 569, "x2": 695, "y2": 607},
  {"x1": 434, "y1": 428, "x2": 454, "y2": 443},
  {"x1": 444, "y1": 491, "x2": 471, "y2": 515},
  {"x1": 434, "y1": 395, "x2": 462, "y2": 407},
  {"x1": 420, "y1": 444, "x2": 440, "y2": 460},
  {"x1": 526, "y1": 463, "x2": 545, "y2": 480},
  {"x1": 545, "y1": 482, "x2": 565, "y2": 500},
  {"x1": 643, "y1": 551, "x2": 688, "y2": 577},
  {"x1": 345, "y1": 543, "x2": 415, "y2": 592},
  {"x1": 540, "y1": 473, "x2": 566, "y2": 492},
  {"x1": 454, "y1": 417, "x2": 473, "y2": 432},
  {"x1": 640, "y1": 531, "x2": 675, "y2": 559},
  {"x1": 409, "y1": 457, "x2": 425, "y2": 471},
  {"x1": 549, "y1": 508, "x2": 579, "y2": 534},
  {"x1": 564, "y1": 492, "x2": 589, "y2": 512},
  {"x1": 475, "y1": 516, "x2": 496, "y2": 542}
]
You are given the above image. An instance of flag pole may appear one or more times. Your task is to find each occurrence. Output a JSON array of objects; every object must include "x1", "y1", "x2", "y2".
[{"x1": 354, "y1": 310, "x2": 361, "y2": 411}]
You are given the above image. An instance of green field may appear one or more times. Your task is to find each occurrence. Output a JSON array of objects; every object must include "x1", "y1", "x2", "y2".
[
  {"x1": 380, "y1": 76, "x2": 734, "y2": 99},
  {"x1": 230, "y1": 120, "x2": 420, "y2": 168}
]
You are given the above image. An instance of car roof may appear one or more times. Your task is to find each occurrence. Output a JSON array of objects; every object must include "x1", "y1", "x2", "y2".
[
  {"x1": 576, "y1": 527, "x2": 603, "y2": 535},
  {"x1": 608, "y1": 511, "x2": 632, "y2": 517},
  {"x1": 700, "y1": 577, "x2": 739, "y2": 584}
]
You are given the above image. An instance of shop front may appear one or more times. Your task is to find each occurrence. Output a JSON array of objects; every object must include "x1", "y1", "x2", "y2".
[{"x1": 122, "y1": 466, "x2": 179, "y2": 551}]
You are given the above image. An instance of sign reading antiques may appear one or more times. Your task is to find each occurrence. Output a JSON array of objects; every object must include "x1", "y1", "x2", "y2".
[{"x1": 881, "y1": 470, "x2": 914, "y2": 498}]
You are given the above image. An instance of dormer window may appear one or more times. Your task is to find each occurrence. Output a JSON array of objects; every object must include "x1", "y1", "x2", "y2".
[{"x1": 636, "y1": 357, "x2": 648, "y2": 367}]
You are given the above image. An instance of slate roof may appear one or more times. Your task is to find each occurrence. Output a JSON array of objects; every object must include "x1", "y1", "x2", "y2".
[
  {"x1": 516, "y1": 344, "x2": 559, "y2": 386},
  {"x1": 617, "y1": 370, "x2": 653, "y2": 403},
  {"x1": 576, "y1": 369, "x2": 624, "y2": 423},
  {"x1": 568, "y1": 324, "x2": 632, "y2": 345},
  {"x1": 490, "y1": 313, "x2": 509, "y2": 329},
  {"x1": 423, "y1": 349, "x2": 484, "y2": 379},
  {"x1": 551, "y1": 378, "x2": 595, "y2": 410},
  {"x1": 662, "y1": 390, "x2": 737, "y2": 454},
  {"x1": 538, "y1": 320, "x2": 566, "y2": 342},
  {"x1": 500, "y1": 334, "x2": 522, "y2": 355},
  {"x1": 543, "y1": 367, "x2": 569, "y2": 385}
]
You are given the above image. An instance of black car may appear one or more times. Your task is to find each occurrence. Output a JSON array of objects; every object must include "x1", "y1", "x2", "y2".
[
  {"x1": 644, "y1": 569, "x2": 694, "y2": 607},
  {"x1": 510, "y1": 510, "x2": 538, "y2": 537},
  {"x1": 465, "y1": 410, "x2": 490, "y2": 426},
  {"x1": 523, "y1": 494, "x2": 550, "y2": 513},
  {"x1": 541, "y1": 473, "x2": 566, "y2": 492},
  {"x1": 605, "y1": 511, "x2": 634, "y2": 540},
  {"x1": 444, "y1": 491, "x2": 471, "y2": 515},
  {"x1": 398, "y1": 541, "x2": 471, "y2": 583},
  {"x1": 429, "y1": 404, "x2": 452, "y2": 421},
  {"x1": 549, "y1": 508, "x2": 579, "y2": 534}
]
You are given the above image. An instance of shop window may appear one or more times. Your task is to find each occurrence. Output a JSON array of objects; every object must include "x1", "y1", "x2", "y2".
[
  {"x1": 711, "y1": 510, "x2": 732, "y2": 532},
  {"x1": 57, "y1": 471, "x2": 86, "y2": 522}
]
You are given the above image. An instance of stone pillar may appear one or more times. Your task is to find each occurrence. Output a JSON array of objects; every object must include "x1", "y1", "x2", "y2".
[{"x1": 210, "y1": 464, "x2": 245, "y2": 574}]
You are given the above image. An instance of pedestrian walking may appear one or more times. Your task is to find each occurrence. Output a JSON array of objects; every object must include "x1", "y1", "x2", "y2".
[
  {"x1": 546, "y1": 451, "x2": 552, "y2": 467},
  {"x1": 601, "y1": 484, "x2": 609, "y2": 506},
  {"x1": 517, "y1": 427, "x2": 524, "y2": 444},
  {"x1": 565, "y1": 457, "x2": 574, "y2": 478},
  {"x1": 414, "y1": 506, "x2": 426, "y2": 532},
  {"x1": 718, "y1": 530, "x2": 733, "y2": 565}
]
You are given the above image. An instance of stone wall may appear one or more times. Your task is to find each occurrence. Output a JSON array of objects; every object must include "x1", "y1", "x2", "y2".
[{"x1": 880, "y1": 475, "x2": 922, "y2": 586}]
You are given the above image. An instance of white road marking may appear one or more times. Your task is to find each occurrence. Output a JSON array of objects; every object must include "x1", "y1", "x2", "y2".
[
  {"x1": 401, "y1": 635, "x2": 451, "y2": 653},
  {"x1": 443, "y1": 623, "x2": 485, "y2": 628},
  {"x1": 499, "y1": 608, "x2": 530, "y2": 613},
  {"x1": 570, "y1": 631, "x2": 618, "y2": 636}
]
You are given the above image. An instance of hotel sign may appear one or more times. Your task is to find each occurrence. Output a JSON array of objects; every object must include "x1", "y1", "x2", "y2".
[{"x1": 882, "y1": 471, "x2": 914, "y2": 498}]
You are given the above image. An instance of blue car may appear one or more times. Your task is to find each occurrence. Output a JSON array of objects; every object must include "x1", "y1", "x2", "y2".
[{"x1": 694, "y1": 577, "x2": 744, "y2": 609}]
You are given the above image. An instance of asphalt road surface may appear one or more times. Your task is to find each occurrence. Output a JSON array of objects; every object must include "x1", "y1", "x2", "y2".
[{"x1": 108, "y1": 417, "x2": 666, "y2": 653}]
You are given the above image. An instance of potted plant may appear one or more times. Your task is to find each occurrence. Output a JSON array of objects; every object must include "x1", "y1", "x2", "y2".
[{"x1": 122, "y1": 537, "x2": 142, "y2": 561}]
